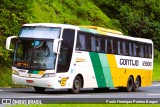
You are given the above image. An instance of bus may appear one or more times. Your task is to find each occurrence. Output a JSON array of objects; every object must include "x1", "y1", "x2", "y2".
[{"x1": 6, "y1": 23, "x2": 153, "y2": 94}]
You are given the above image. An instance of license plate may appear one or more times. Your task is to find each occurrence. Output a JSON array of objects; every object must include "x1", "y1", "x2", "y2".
[{"x1": 26, "y1": 80, "x2": 33, "y2": 83}]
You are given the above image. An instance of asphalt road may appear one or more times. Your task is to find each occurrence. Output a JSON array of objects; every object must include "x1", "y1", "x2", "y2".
[{"x1": 0, "y1": 82, "x2": 160, "y2": 105}]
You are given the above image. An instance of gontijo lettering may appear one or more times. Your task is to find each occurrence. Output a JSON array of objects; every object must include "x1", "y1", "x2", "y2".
[{"x1": 120, "y1": 59, "x2": 139, "y2": 66}]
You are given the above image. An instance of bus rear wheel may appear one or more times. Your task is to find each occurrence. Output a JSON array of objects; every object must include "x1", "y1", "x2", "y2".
[
  {"x1": 133, "y1": 77, "x2": 140, "y2": 92},
  {"x1": 68, "y1": 76, "x2": 81, "y2": 94},
  {"x1": 126, "y1": 76, "x2": 134, "y2": 92},
  {"x1": 34, "y1": 87, "x2": 46, "y2": 93}
]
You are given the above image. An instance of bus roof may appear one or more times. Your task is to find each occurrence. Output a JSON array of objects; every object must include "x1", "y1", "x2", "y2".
[{"x1": 22, "y1": 23, "x2": 153, "y2": 44}]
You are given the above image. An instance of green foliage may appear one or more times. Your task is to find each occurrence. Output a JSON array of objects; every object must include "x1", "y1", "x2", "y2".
[
  {"x1": 0, "y1": 64, "x2": 12, "y2": 87},
  {"x1": 0, "y1": 36, "x2": 11, "y2": 64},
  {"x1": 154, "y1": 49, "x2": 160, "y2": 61},
  {"x1": 0, "y1": 0, "x2": 34, "y2": 64},
  {"x1": 153, "y1": 58, "x2": 160, "y2": 81},
  {"x1": 0, "y1": 0, "x2": 34, "y2": 36},
  {"x1": 0, "y1": 0, "x2": 160, "y2": 87},
  {"x1": 31, "y1": 0, "x2": 118, "y2": 29},
  {"x1": 0, "y1": 0, "x2": 118, "y2": 87},
  {"x1": 93, "y1": 0, "x2": 160, "y2": 51}
]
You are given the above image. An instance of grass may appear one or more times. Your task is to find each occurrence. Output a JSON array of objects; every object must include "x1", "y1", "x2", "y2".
[
  {"x1": 152, "y1": 59, "x2": 160, "y2": 81},
  {"x1": 31, "y1": 0, "x2": 117, "y2": 29},
  {"x1": 5, "y1": 104, "x2": 160, "y2": 107},
  {"x1": 0, "y1": 64, "x2": 12, "y2": 87}
]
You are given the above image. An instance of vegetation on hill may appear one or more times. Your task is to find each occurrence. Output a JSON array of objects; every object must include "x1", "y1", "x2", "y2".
[{"x1": 0, "y1": 0, "x2": 159, "y2": 87}]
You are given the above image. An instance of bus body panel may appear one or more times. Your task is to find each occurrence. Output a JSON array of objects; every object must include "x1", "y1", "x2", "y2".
[
  {"x1": 7, "y1": 23, "x2": 153, "y2": 93},
  {"x1": 73, "y1": 51, "x2": 152, "y2": 88},
  {"x1": 12, "y1": 52, "x2": 152, "y2": 89},
  {"x1": 12, "y1": 71, "x2": 79, "y2": 89},
  {"x1": 73, "y1": 51, "x2": 98, "y2": 88}
]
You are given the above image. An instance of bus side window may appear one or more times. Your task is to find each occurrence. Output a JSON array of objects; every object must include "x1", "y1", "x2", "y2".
[
  {"x1": 91, "y1": 36, "x2": 96, "y2": 51},
  {"x1": 140, "y1": 44, "x2": 144, "y2": 58},
  {"x1": 110, "y1": 40, "x2": 114, "y2": 54},
  {"x1": 86, "y1": 35, "x2": 91, "y2": 51},
  {"x1": 133, "y1": 43, "x2": 137, "y2": 57},
  {"x1": 78, "y1": 34, "x2": 86, "y2": 51},
  {"x1": 118, "y1": 41, "x2": 123, "y2": 55},
  {"x1": 105, "y1": 39, "x2": 108, "y2": 53},
  {"x1": 126, "y1": 42, "x2": 129, "y2": 55},
  {"x1": 122, "y1": 41, "x2": 126, "y2": 55},
  {"x1": 76, "y1": 35, "x2": 81, "y2": 50},
  {"x1": 113, "y1": 39, "x2": 118, "y2": 54},
  {"x1": 136, "y1": 44, "x2": 140, "y2": 57},
  {"x1": 96, "y1": 37, "x2": 101, "y2": 52},
  {"x1": 107, "y1": 39, "x2": 112, "y2": 54},
  {"x1": 101, "y1": 37, "x2": 105, "y2": 53},
  {"x1": 129, "y1": 43, "x2": 133, "y2": 56},
  {"x1": 57, "y1": 29, "x2": 75, "y2": 73},
  {"x1": 144, "y1": 44, "x2": 148, "y2": 58},
  {"x1": 148, "y1": 45, "x2": 152, "y2": 58}
]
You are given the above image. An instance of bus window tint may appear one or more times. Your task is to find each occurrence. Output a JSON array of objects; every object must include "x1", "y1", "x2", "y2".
[
  {"x1": 126, "y1": 42, "x2": 129, "y2": 55},
  {"x1": 78, "y1": 34, "x2": 86, "y2": 50},
  {"x1": 149, "y1": 45, "x2": 152, "y2": 58},
  {"x1": 101, "y1": 37, "x2": 105, "y2": 53},
  {"x1": 107, "y1": 39, "x2": 113, "y2": 54},
  {"x1": 96, "y1": 37, "x2": 101, "y2": 52},
  {"x1": 91, "y1": 36, "x2": 96, "y2": 51},
  {"x1": 110, "y1": 40, "x2": 114, "y2": 54},
  {"x1": 144, "y1": 45, "x2": 148, "y2": 58},
  {"x1": 57, "y1": 29, "x2": 75, "y2": 73},
  {"x1": 86, "y1": 35, "x2": 91, "y2": 51},
  {"x1": 76, "y1": 35, "x2": 81, "y2": 50},
  {"x1": 129, "y1": 43, "x2": 133, "y2": 56},
  {"x1": 105, "y1": 39, "x2": 108, "y2": 53},
  {"x1": 136, "y1": 44, "x2": 140, "y2": 57},
  {"x1": 118, "y1": 41, "x2": 123, "y2": 55},
  {"x1": 122, "y1": 41, "x2": 126, "y2": 55},
  {"x1": 140, "y1": 44, "x2": 144, "y2": 58},
  {"x1": 133, "y1": 43, "x2": 137, "y2": 57},
  {"x1": 113, "y1": 39, "x2": 118, "y2": 54},
  {"x1": 76, "y1": 31, "x2": 152, "y2": 58}
]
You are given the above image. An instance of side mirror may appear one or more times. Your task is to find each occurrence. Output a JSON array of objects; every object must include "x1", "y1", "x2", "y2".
[
  {"x1": 6, "y1": 36, "x2": 17, "y2": 51},
  {"x1": 53, "y1": 38, "x2": 63, "y2": 54}
]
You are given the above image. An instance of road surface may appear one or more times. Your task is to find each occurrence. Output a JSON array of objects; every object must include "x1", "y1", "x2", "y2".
[{"x1": 0, "y1": 82, "x2": 160, "y2": 106}]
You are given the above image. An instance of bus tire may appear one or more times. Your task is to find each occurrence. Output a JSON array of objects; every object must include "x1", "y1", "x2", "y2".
[
  {"x1": 68, "y1": 76, "x2": 81, "y2": 94},
  {"x1": 34, "y1": 87, "x2": 46, "y2": 93},
  {"x1": 126, "y1": 76, "x2": 134, "y2": 92},
  {"x1": 132, "y1": 77, "x2": 140, "y2": 92}
]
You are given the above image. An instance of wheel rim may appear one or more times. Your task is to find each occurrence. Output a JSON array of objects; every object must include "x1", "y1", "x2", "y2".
[{"x1": 74, "y1": 79, "x2": 80, "y2": 90}]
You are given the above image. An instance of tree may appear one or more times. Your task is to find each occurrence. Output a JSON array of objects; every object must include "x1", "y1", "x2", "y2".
[
  {"x1": 0, "y1": 0, "x2": 34, "y2": 64},
  {"x1": 92, "y1": 0, "x2": 160, "y2": 51}
]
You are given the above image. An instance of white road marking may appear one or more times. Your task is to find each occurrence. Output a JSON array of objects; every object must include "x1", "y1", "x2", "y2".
[
  {"x1": 152, "y1": 84, "x2": 160, "y2": 86},
  {"x1": 148, "y1": 94, "x2": 160, "y2": 96},
  {"x1": 0, "y1": 89, "x2": 3, "y2": 91},
  {"x1": 147, "y1": 84, "x2": 160, "y2": 87},
  {"x1": 20, "y1": 95, "x2": 90, "y2": 98}
]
